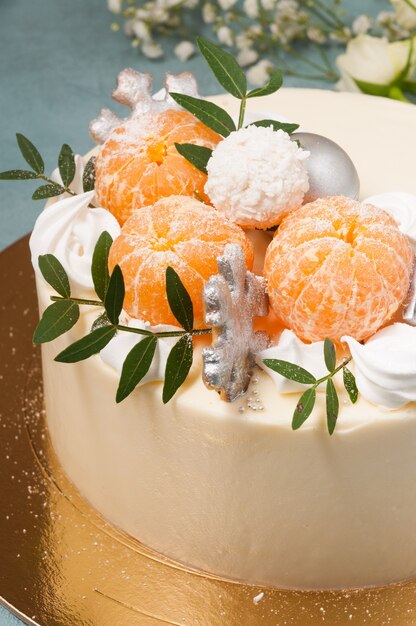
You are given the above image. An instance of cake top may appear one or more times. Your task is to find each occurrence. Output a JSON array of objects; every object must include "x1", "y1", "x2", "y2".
[{"x1": 1, "y1": 37, "x2": 416, "y2": 434}]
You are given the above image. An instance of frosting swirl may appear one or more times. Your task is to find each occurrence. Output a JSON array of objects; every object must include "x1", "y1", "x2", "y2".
[
  {"x1": 364, "y1": 191, "x2": 416, "y2": 251},
  {"x1": 343, "y1": 323, "x2": 416, "y2": 409},
  {"x1": 29, "y1": 190, "x2": 120, "y2": 293}
]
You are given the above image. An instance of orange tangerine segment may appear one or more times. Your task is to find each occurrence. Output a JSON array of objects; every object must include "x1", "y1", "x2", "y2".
[
  {"x1": 109, "y1": 196, "x2": 254, "y2": 328},
  {"x1": 95, "y1": 109, "x2": 221, "y2": 225},
  {"x1": 264, "y1": 196, "x2": 414, "y2": 343}
]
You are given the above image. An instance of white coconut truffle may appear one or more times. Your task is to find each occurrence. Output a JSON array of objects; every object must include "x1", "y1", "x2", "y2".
[{"x1": 205, "y1": 125, "x2": 310, "y2": 229}]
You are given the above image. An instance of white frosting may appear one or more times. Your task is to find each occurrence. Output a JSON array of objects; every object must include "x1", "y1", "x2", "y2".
[
  {"x1": 343, "y1": 323, "x2": 416, "y2": 409},
  {"x1": 100, "y1": 318, "x2": 181, "y2": 383},
  {"x1": 258, "y1": 329, "x2": 328, "y2": 393},
  {"x1": 364, "y1": 191, "x2": 416, "y2": 250},
  {"x1": 29, "y1": 190, "x2": 120, "y2": 293}
]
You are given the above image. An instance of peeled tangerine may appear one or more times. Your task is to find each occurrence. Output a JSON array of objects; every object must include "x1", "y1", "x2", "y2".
[
  {"x1": 264, "y1": 196, "x2": 414, "y2": 343},
  {"x1": 95, "y1": 109, "x2": 221, "y2": 225},
  {"x1": 109, "y1": 195, "x2": 253, "y2": 328}
]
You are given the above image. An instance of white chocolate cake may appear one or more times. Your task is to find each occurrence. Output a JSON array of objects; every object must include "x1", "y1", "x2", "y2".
[{"x1": 25, "y1": 59, "x2": 416, "y2": 593}]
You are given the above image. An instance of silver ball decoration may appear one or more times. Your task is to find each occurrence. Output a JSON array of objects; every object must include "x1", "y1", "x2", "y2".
[{"x1": 292, "y1": 132, "x2": 360, "y2": 203}]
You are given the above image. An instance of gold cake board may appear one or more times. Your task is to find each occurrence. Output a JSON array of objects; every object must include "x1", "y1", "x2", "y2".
[{"x1": 1, "y1": 236, "x2": 416, "y2": 626}]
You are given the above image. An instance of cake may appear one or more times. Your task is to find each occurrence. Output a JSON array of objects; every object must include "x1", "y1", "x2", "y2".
[{"x1": 4, "y1": 39, "x2": 416, "y2": 593}]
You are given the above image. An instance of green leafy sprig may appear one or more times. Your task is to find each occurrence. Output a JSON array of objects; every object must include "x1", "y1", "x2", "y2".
[
  {"x1": 172, "y1": 37, "x2": 299, "y2": 174},
  {"x1": 263, "y1": 338, "x2": 358, "y2": 435},
  {"x1": 33, "y1": 232, "x2": 211, "y2": 404},
  {"x1": 0, "y1": 134, "x2": 96, "y2": 199}
]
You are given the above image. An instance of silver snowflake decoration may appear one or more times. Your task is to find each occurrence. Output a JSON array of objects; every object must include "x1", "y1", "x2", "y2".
[
  {"x1": 202, "y1": 244, "x2": 270, "y2": 402},
  {"x1": 404, "y1": 262, "x2": 416, "y2": 326},
  {"x1": 89, "y1": 68, "x2": 200, "y2": 144}
]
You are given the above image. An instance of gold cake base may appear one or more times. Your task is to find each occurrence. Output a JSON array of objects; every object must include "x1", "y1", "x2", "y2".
[{"x1": 2, "y1": 236, "x2": 416, "y2": 625}]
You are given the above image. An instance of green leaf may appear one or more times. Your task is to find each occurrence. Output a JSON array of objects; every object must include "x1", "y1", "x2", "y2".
[
  {"x1": 247, "y1": 69, "x2": 283, "y2": 98},
  {"x1": 91, "y1": 231, "x2": 113, "y2": 301},
  {"x1": 169, "y1": 93, "x2": 236, "y2": 137},
  {"x1": 165, "y1": 266, "x2": 194, "y2": 331},
  {"x1": 292, "y1": 387, "x2": 316, "y2": 430},
  {"x1": 0, "y1": 169, "x2": 39, "y2": 180},
  {"x1": 162, "y1": 334, "x2": 193, "y2": 403},
  {"x1": 326, "y1": 378, "x2": 339, "y2": 435},
  {"x1": 38, "y1": 254, "x2": 71, "y2": 298},
  {"x1": 174, "y1": 143, "x2": 212, "y2": 174},
  {"x1": 54, "y1": 325, "x2": 116, "y2": 363},
  {"x1": 83, "y1": 156, "x2": 96, "y2": 192},
  {"x1": 249, "y1": 119, "x2": 300, "y2": 134},
  {"x1": 353, "y1": 79, "x2": 390, "y2": 98},
  {"x1": 91, "y1": 312, "x2": 111, "y2": 332},
  {"x1": 104, "y1": 264, "x2": 125, "y2": 325},
  {"x1": 343, "y1": 366, "x2": 358, "y2": 404},
  {"x1": 33, "y1": 300, "x2": 79, "y2": 344},
  {"x1": 197, "y1": 37, "x2": 247, "y2": 100},
  {"x1": 16, "y1": 133, "x2": 44, "y2": 173},
  {"x1": 116, "y1": 336, "x2": 158, "y2": 403},
  {"x1": 58, "y1": 144, "x2": 76, "y2": 187},
  {"x1": 323, "y1": 338, "x2": 336, "y2": 372},
  {"x1": 263, "y1": 359, "x2": 316, "y2": 385},
  {"x1": 32, "y1": 183, "x2": 65, "y2": 200}
]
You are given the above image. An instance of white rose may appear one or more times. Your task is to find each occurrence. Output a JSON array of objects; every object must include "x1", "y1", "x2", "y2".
[
  {"x1": 336, "y1": 34, "x2": 416, "y2": 94},
  {"x1": 391, "y1": 0, "x2": 416, "y2": 29}
]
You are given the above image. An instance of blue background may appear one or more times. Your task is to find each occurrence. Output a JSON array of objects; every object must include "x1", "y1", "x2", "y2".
[{"x1": 0, "y1": 0, "x2": 390, "y2": 623}]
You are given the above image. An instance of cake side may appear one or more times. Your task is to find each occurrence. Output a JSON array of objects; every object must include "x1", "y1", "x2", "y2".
[{"x1": 38, "y1": 277, "x2": 416, "y2": 590}]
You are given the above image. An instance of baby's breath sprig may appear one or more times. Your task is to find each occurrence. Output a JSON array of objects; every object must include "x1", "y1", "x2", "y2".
[
  {"x1": 172, "y1": 37, "x2": 299, "y2": 174},
  {"x1": 0, "y1": 134, "x2": 96, "y2": 199},
  {"x1": 33, "y1": 231, "x2": 211, "y2": 404},
  {"x1": 263, "y1": 338, "x2": 359, "y2": 435}
]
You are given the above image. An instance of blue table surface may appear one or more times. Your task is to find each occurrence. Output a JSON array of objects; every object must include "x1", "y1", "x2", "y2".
[{"x1": 0, "y1": 0, "x2": 390, "y2": 624}]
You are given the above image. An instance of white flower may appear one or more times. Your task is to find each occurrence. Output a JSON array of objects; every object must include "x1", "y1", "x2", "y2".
[
  {"x1": 261, "y1": 0, "x2": 277, "y2": 9},
  {"x1": 108, "y1": 0, "x2": 122, "y2": 13},
  {"x1": 202, "y1": 2, "x2": 216, "y2": 23},
  {"x1": 132, "y1": 20, "x2": 151, "y2": 41},
  {"x1": 246, "y1": 59, "x2": 273, "y2": 86},
  {"x1": 307, "y1": 26, "x2": 326, "y2": 44},
  {"x1": 141, "y1": 41, "x2": 164, "y2": 59},
  {"x1": 391, "y1": 0, "x2": 416, "y2": 29},
  {"x1": 352, "y1": 14, "x2": 372, "y2": 35},
  {"x1": 336, "y1": 34, "x2": 416, "y2": 93},
  {"x1": 217, "y1": 25, "x2": 234, "y2": 47},
  {"x1": 218, "y1": 0, "x2": 238, "y2": 9},
  {"x1": 205, "y1": 126, "x2": 309, "y2": 229},
  {"x1": 174, "y1": 41, "x2": 195, "y2": 61},
  {"x1": 244, "y1": 0, "x2": 259, "y2": 19},
  {"x1": 237, "y1": 47, "x2": 259, "y2": 66}
]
